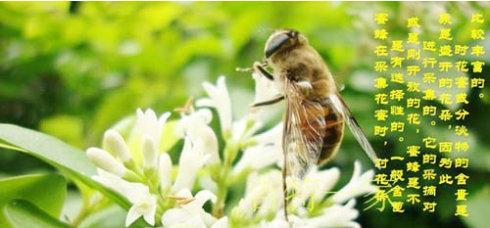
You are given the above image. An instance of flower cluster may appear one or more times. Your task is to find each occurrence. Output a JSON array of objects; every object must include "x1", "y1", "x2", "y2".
[{"x1": 86, "y1": 75, "x2": 377, "y2": 227}]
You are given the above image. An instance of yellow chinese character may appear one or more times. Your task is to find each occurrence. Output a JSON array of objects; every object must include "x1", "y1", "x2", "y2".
[
  {"x1": 391, "y1": 201, "x2": 405, "y2": 213},
  {"x1": 391, "y1": 185, "x2": 405, "y2": 197},
  {"x1": 407, "y1": 32, "x2": 420, "y2": 44},
  {"x1": 407, "y1": 17, "x2": 420, "y2": 28},
  {"x1": 407, "y1": 49, "x2": 421, "y2": 60},
  {"x1": 455, "y1": 157, "x2": 469, "y2": 168},
  {"x1": 455, "y1": 173, "x2": 469, "y2": 185},
  {"x1": 439, "y1": 45, "x2": 453, "y2": 56},
  {"x1": 406, "y1": 161, "x2": 420, "y2": 172},
  {"x1": 422, "y1": 105, "x2": 437, "y2": 116},
  {"x1": 455, "y1": 141, "x2": 470, "y2": 152},
  {"x1": 439, "y1": 77, "x2": 453, "y2": 88},
  {"x1": 390, "y1": 105, "x2": 404, "y2": 115},
  {"x1": 455, "y1": 109, "x2": 470, "y2": 120},
  {"x1": 375, "y1": 93, "x2": 389, "y2": 104},
  {"x1": 406, "y1": 194, "x2": 421, "y2": 204},
  {"x1": 391, "y1": 73, "x2": 405, "y2": 83},
  {"x1": 423, "y1": 41, "x2": 437, "y2": 51},
  {"x1": 374, "y1": 109, "x2": 389, "y2": 121},
  {"x1": 455, "y1": 93, "x2": 469, "y2": 104},
  {"x1": 439, "y1": 174, "x2": 454, "y2": 185},
  {"x1": 390, "y1": 122, "x2": 405, "y2": 132},
  {"x1": 439, "y1": 61, "x2": 453, "y2": 72},
  {"x1": 423, "y1": 73, "x2": 436, "y2": 84},
  {"x1": 439, "y1": 28, "x2": 453, "y2": 40},
  {"x1": 407, "y1": 98, "x2": 420, "y2": 108},
  {"x1": 455, "y1": 189, "x2": 468, "y2": 201},
  {"x1": 455, "y1": 204, "x2": 469, "y2": 217},
  {"x1": 439, "y1": 13, "x2": 452, "y2": 25},
  {"x1": 438, "y1": 93, "x2": 453, "y2": 105},
  {"x1": 423, "y1": 89, "x2": 437, "y2": 101},
  {"x1": 439, "y1": 109, "x2": 453, "y2": 121},
  {"x1": 423, "y1": 186, "x2": 437, "y2": 196},
  {"x1": 422, "y1": 153, "x2": 437, "y2": 164},
  {"x1": 407, "y1": 82, "x2": 420, "y2": 92},
  {"x1": 423, "y1": 202, "x2": 437, "y2": 212},
  {"x1": 470, "y1": 78, "x2": 485, "y2": 88},
  {"x1": 454, "y1": 45, "x2": 469, "y2": 56},
  {"x1": 471, "y1": 13, "x2": 484, "y2": 23},
  {"x1": 470, "y1": 29, "x2": 485, "y2": 40},
  {"x1": 422, "y1": 169, "x2": 436, "y2": 180},
  {"x1": 471, "y1": 61, "x2": 484, "y2": 73},
  {"x1": 374, "y1": 77, "x2": 388, "y2": 89},
  {"x1": 439, "y1": 141, "x2": 453, "y2": 152},
  {"x1": 390, "y1": 169, "x2": 405, "y2": 183},
  {"x1": 455, "y1": 61, "x2": 469, "y2": 72},
  {"x1": 374, "y1": 173, "x2": 390, "y2": 186},
  {"x1": 374, "y1": 45, "x2": 388, "y2": 56},
  {"x1": 407, "y1": 113, "x2": 421, "y2": 125},
  {"x1": 471, "y1": 45, "x2": 485, "y2": 56},
  {"x1": 374, "y1": 29, "x2": 389, "y2": 40},
  {"x1": 407, "y1": 145, "x2": 420, "y2": 157},
  {"x1": 375, "y1": 61, "x2": 388, "y2": 72},
  {"x1": 455, "y1": 76, "x2": 468, "y2": 88},
  {"x1": 374, "y1": 125, "x2": 389, "y2": 136},
  {"x1": 407, "y1": 65, "x2": 421, "y2": 76},
  {"x1": 390, "y1": 89, "x2": 405, "y2": 101},
  {"x1": 375, "y1": 158, "x2": 389, "y2": 169},
  {"x1": 375, "y1": 13, "x2": 389, "y2": 24},
  {"x1": 407, "y1": 177, "x2": 420, "y2": 189},
  {"x1": 391, "y1": 56, "x2": 405, "y2": 68},
  {"x1": 422, "y1": 57, "x2": 437, "y2": 68},
  {"x1": 391, "y1": 40, "x2": 405, "y2": 52},
  {"x1": 423, "y1": 137, "x2": 437, "y2": 149},
  {"x1": 439, "y1": 157, "x2": 453, "y2": 168}
]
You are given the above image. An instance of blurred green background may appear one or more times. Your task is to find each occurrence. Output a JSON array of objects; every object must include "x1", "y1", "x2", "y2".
[{"x1": 0, "y1": 2, "x2": 489, "y2": 228}]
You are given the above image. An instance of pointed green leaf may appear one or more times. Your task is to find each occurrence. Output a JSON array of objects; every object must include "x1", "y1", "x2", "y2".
[{"x1": 4, "y1": 200, "x2": 69, "y2": 228}]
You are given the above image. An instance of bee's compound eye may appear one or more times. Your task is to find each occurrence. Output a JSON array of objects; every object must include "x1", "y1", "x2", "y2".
[{"x1": 288, "y1": 30, "x2": 298, "y2": 38}]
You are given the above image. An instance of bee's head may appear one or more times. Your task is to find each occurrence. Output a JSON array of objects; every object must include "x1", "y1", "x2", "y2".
[{"x1": 264, "y1": 29, "x2": 307, "y2": 59}]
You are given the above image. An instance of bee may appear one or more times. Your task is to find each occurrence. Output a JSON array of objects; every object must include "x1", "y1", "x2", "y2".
[{"x1": 239, "y1": 29, "x2": 378, "y2": 219}]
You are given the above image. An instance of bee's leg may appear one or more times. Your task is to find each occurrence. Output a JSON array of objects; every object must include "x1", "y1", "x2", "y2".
[
  {"x1": 251, "y1": 95, "x2": 284, "y2": 107},
  {"x1": 253, "y1": 61, "x2": 274, "y2": 81}
]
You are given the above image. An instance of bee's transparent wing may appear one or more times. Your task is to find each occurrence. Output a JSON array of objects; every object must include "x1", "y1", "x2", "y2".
[
  {"x1": 283, "y1": 81, "x2": 326, "y2": 178},
  {"x1": 329, "y1": 92, "x2": 378, "y2": 163}
]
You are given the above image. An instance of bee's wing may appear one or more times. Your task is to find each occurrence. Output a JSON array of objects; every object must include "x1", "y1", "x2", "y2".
[
  {"x1": 329, "y1": 92, "x2": 378, "y2": 163},
  {"x1": 283, "y1": 82, "x2": 326, "y2": 178}
]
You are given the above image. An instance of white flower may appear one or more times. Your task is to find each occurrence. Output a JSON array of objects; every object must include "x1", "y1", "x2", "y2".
[
  {"x1": 234, "y1": 171, "x2": 283, "y2": 219},
  {"x1": 92, "y1": 169, "x2": 157, "y2": 226},
  {"x1": 103, "y1": 129, "x2": 131, "y2": 162},
  {"x1": 197, "y1": 76, "x2": 232, "y2": 134},
  {"x1": 177, "y1": 108, "x2": 220, "y2": 165},
  {"x1": 142, "y1": 136, "x2": 158, "y2": 169},
  {"x1": 87, "y1": 147, "x2": 127, "y2": 177},
  {"x1": 172, "y1": 137, "x2": 210, "y2": 192},
  {"x1": 128, "y1": 109, "x2": 170, "y2": 164},
  {"x1": 331, "y1": 161, "x2": 377, "y2": 204},
  {"x1": 232, "y1": 123, "x2": 283, "y2": 175},
  {"x1": 161, "y1": 189, "x2": 218, "y2": 228},
  {"x1": 290, "y1": 167, "x2": 340, "y2": 209},
  {"x1": 158, "y1": 153, "x2": 173, "y2": 191},
  {"x1": 302, "y1": 200, "x2": 360, "y2": 228}
]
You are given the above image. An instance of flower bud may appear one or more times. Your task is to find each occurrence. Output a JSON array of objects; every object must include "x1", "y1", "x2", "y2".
[
  {"x1": 103, "y1": 129, "x2": 131, "y2": 162},
  {"x1": 87, "y1": 147, "x2": 127, "y2": 177},
  {"x1": 142, "y1": 136, "x2": 158, "y2": 169}
]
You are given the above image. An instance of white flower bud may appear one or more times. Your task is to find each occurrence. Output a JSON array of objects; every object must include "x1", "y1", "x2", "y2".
[
  {"x1": 158, "y1": 153, "x2": 172, "y2": 191},
  {"x1": 103, "y1": 129, "x2": 131, "y2": 162},
  {"x1": 142, "y1": 136, "x2": 158, "y2": 169},
  {"x1": 87, "y1": 147, "x2": 126, "y2": 177}
]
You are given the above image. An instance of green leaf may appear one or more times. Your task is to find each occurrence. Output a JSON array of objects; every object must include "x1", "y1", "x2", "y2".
[
  {"x1": 0, "y1": 124, "x2": 130, "y2": 209},
  {"x1": 3, "y1": 200, "x2": 69, "y2": 228},
  {"x1": 0, "y1": 173, "x2": 66, "y2": 227},
  {"x1": 79, "y1": 206, "x2": 126, "y2": 228}
]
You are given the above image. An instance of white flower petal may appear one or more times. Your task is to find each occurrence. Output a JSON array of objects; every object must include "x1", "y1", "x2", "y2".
[
  {"x1": 87, "y1": 147, "x2": 126, "y2": 176},
  {"x1": 142, "y1": 136, "x2": 158, "y2": 169},
  {"x1": 158, "y1": 153, "x2": 173, "y2": 191},
  {"x1": 103, "y1": 129, "x2": 131, "y2": 162},
  {"x1": 331, "y1": 161, "x2": 377, "y2": 204},
  {"x1": 211, "y1": 216, "x2": 229, "y2": 228}
]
